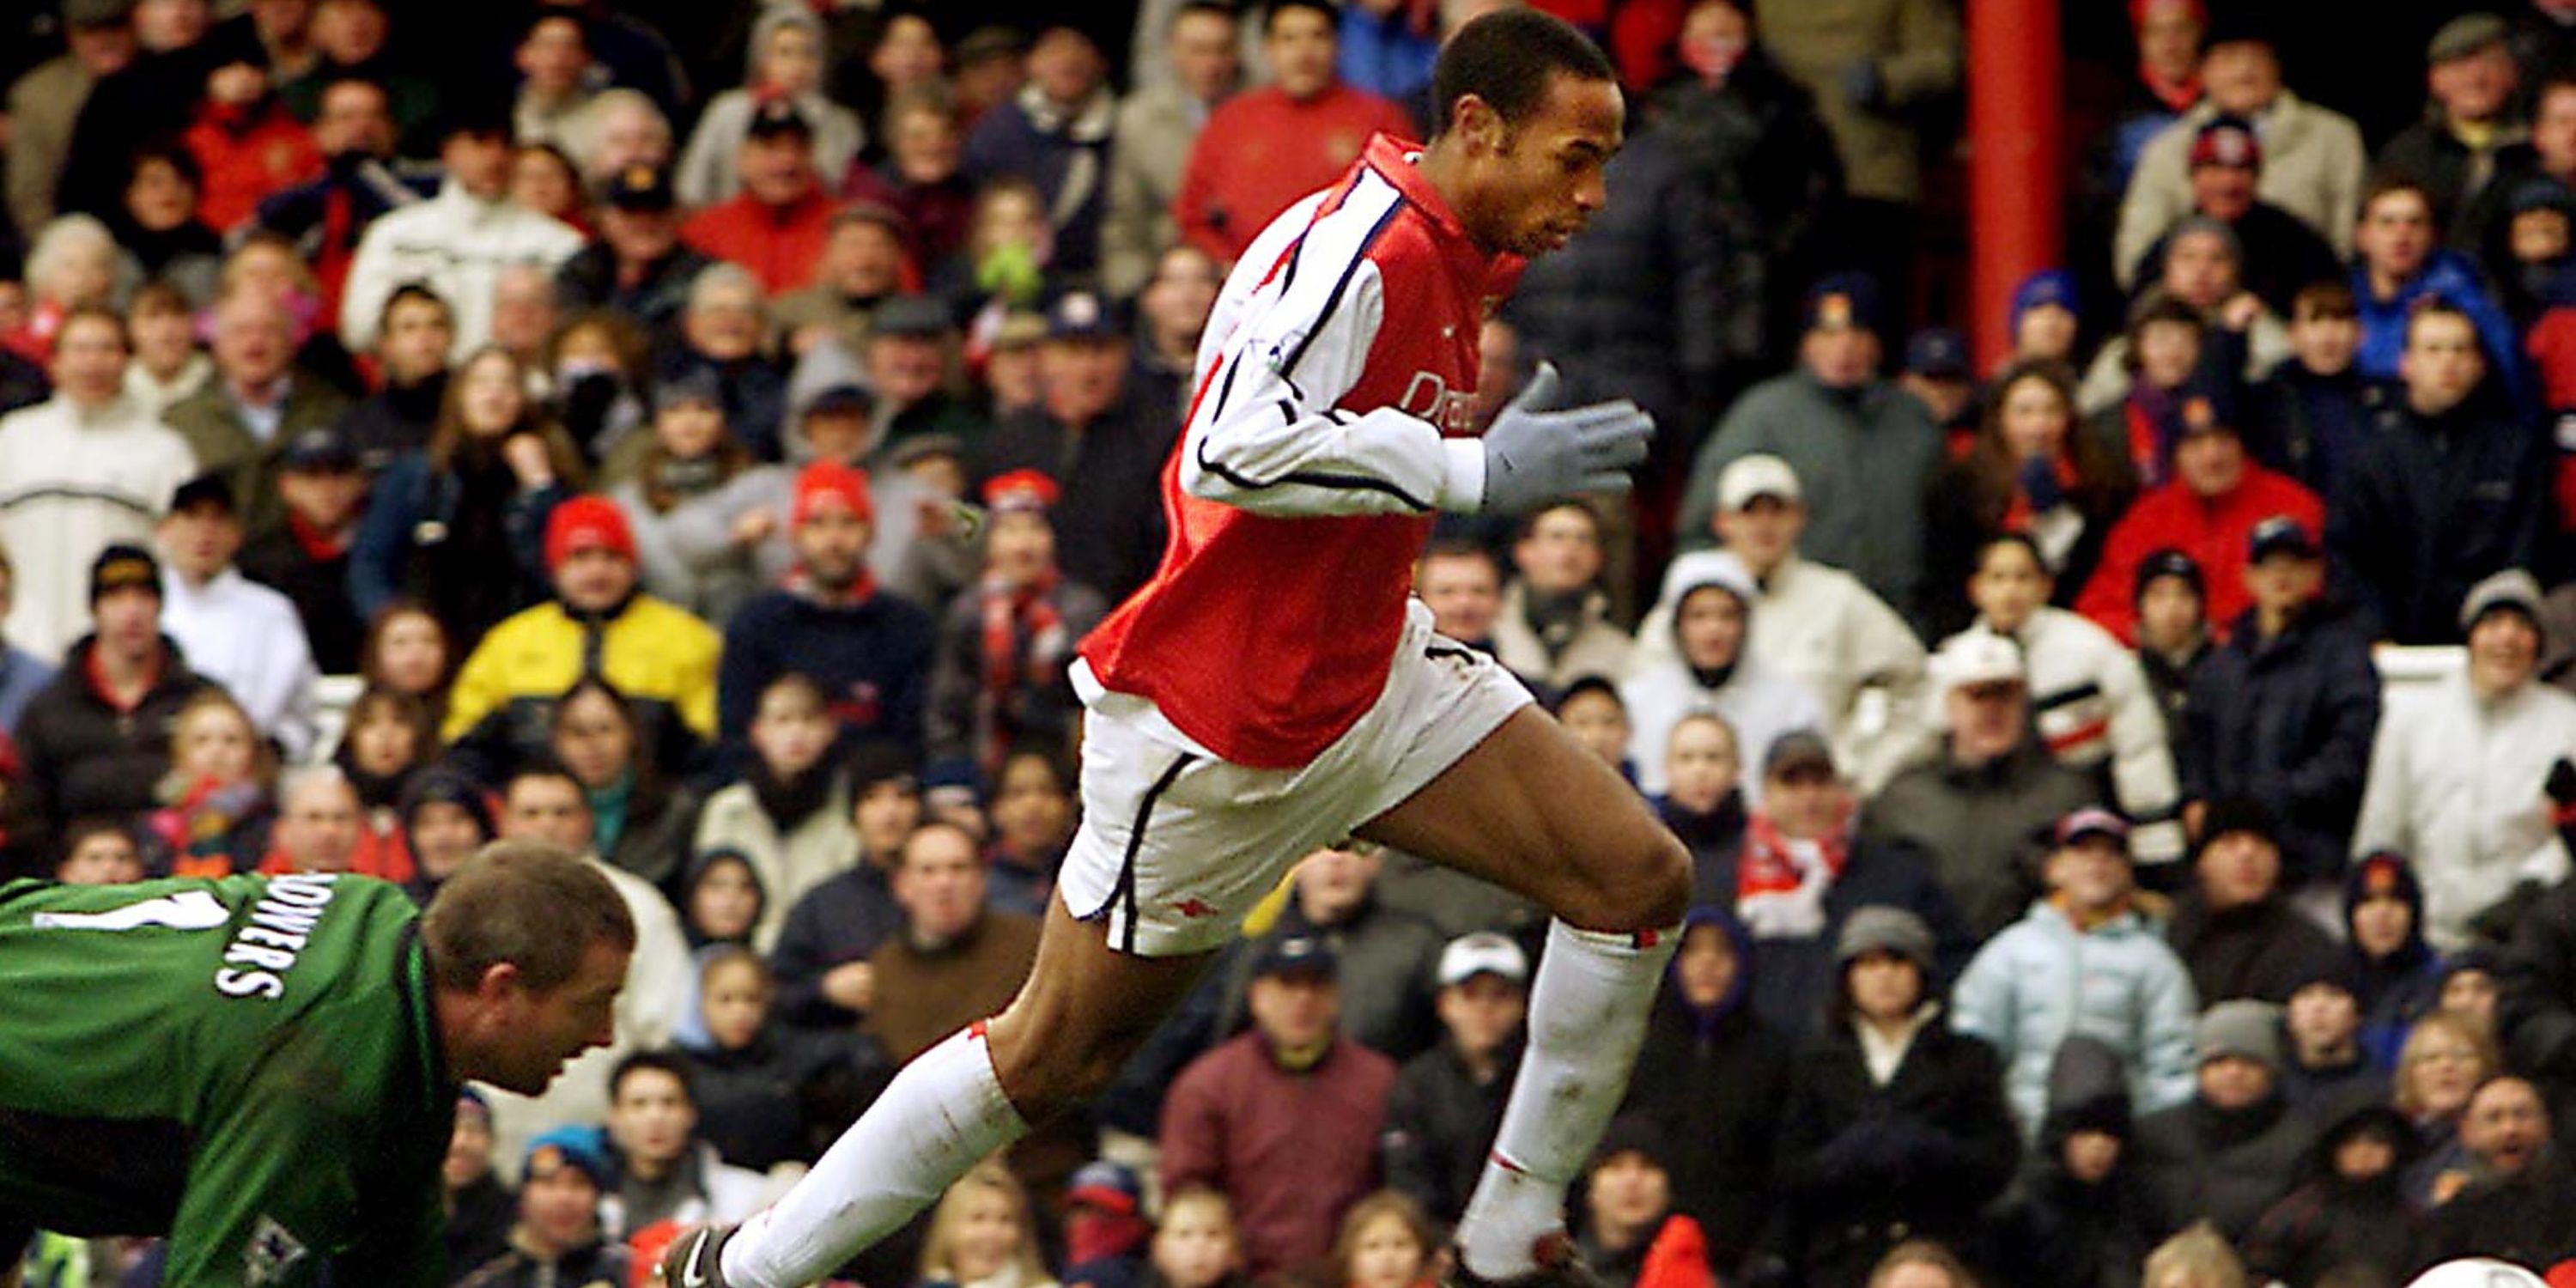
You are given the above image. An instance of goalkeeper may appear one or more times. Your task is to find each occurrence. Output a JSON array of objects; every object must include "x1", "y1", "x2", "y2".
[{"x1": 0, "y1": 840, "x2": 633, "y2": 1286}]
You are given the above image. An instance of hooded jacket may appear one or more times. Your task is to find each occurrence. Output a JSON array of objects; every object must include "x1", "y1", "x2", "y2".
[
  {"x1": 672, "y1": 9, "x2": 865, "y2": 209},
  {"x1": 2179, "y1": 603, "x2": 2381, "y2": 884},
  {"x1": 1978, "y1": 1037, "x2": 2160, "y2": 1288},
  {"x1": 1952, "y1": 899, "x2": 2201, "y2": 1137},
  {"x1": 2241, "y1": 1102, "x2": 2417, "y2": 1288},
  {"x1": 1623, "y1": 552, "x2": 1826, "y2": 800}
]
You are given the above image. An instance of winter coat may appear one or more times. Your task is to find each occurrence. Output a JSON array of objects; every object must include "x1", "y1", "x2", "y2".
[
  {"x1": 2241, "y1": 1105, "x2": 2416, "y2": 1288},
  {"x1": 2127, "y1": 201, "x2": 2346, "y2": 316},
  {"x1": 2406, "y1": 1148, "x2": 2576, "y2": 1273},
  {"x1": 2118, "y1": 92, "x2": 2367, "y2": 264},
  {"x1": 2246, "y1": 361, "x2": 2377, "y2": 503},
  {"x1": 963, "y1": 82, "x2": 1117, "y2": 276},
  {"x1": 1951, "y1": 901, "x2": 2201, "y2": 1137},
  {"x1": 1862, "y1": 740, "x2": 2104, "y2": 939},
  {"x1": 1160, "y1": 1033, "x2": 1397, "y2": 1279},
  {"x1": 1761, "y1": 1014, "x2": 2018, "y2": 1288},
  {"x1": 2179, "y1": 605, "x2": 2381, "y2": 883},
  {"x1": 1101, "y1": 79, "x2": 1217, "y2": 298},
  {"x1": 2075, "y1": 465, "x2": 2326, "y2": 646},
  {"x1": 1750, "y1": 0, "x2": 1960, "y2": 205},
  {"x1": 679, "y1": 187, "x2": 837, "y2": 297},
  {"x1": 1668, "y1": 793, "x2": 1748, "y2": 910},
  {"x1": 1699, "y1": 830, "x2": 1978, "y2": 1038},
  {"x1": 2167, "y1": 890, "x2": 2343, "y2": 1007},
  {"x1": 691, "y1": 777, "x2": 859, "y2": 953},
  {"x1": 2376, "y1": 107, "x2": 2527, "y2": 237},
  {"x1": 1680, "y1": 372, "x2": 1943, "y2": 622},
  {"x1": 715, "y1": 586, "x2": 938, "y2": 773},
  {"x1": 924, "y1": 574, "x2": 1109, "y2": 792},
  {"x1": 2326, "y1": 392, "x2": 2554, "y2": 646},
  {"x1": 769, "y1": 860, "x2": 906, "y2": 1031},
  {"x1": 1382, "y1": 1035, "x2": 1522, "y2": 1226},
  {"x1": 1636, "y1": 554, "x2": 1926, "y2": 793},
  {"x1": 553, "y1": 240, "x2": 718, "y2": 340},
  {"x1": 975, "y1": 396, "x2": 1176, "y2": 606},
  {"x1": 2129, "y1": 1093, "x2": 2318, "y2": 1242},
  {"x1": 1980, "y1": 1151, "x2": 2160, "y2": 1288},
  {"x1": 1493, "y1": 582, "x2": 1637, "y2": 690},
  {"x1": 611, "y1": 468, "x2": 787, "y2": 624},
  {"x1": 0, "y1": 645, "x2": 54, "y2": 736},
  {"x1": 1947, "y1": 611, "x2": 2185, "y2": 867},
  {"x1": 158, "y1": 567, "x2": 321, "y2": 759},
  {"x1": 1622, "y1": 653, "x2": 1824, "y2": 803},
  {"x1": 2348, "y1": 252, "x2": 2526, "y2": 401},
  {"x1": 337, "y1": 179, "x2": 584, "y2": 357},
  {"x1": 442, "y1": 593, "x2": 722, "y2": 773},
  {"x1": 683, "y1": 1024, "x2": 886, "y2": 1172},
  {"x1": 163, "y1": 376, "x2": 353, "y2": 540},
  {"x1": 674, "y1": 15, "x2": 863, "y2": 209},
  {"x1": 347, "y1": 447, "x2": 567, "y2": 646},
  {"x1": 453, "y1": 1232, "x2": 630, "y2": 1288},
  {"x1": 1623, "y1": 936, "x2": 1793, "y2": 1273},
  {"x1": 11, "y1": 636, "x2": 211, "y2": 850},
  {"x1": 0, "y1": 394, "x2": 198, "y2": 661},
  {"x1": 1172, "y1": 85, "x2": 1413, "y2": 264},
  {"x1": 2500, "y1": 878, "x2": 2576, "y2": 1092},
  {"x1": 1504, "y1": 125, "x2": 1728, "y2": 450},
  {"x1": 2354, "y1": 673, "x2": 2576, "y2": 949}
]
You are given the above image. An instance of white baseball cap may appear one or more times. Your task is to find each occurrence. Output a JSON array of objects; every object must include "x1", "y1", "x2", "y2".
[
  {"x1": 1716, "y1": 454, "x2": 1803, "y2": 513},
  {"x1": 1438, "y1": 932, "x2": 1529, "y2": 987},
  {"x1": 1935, "y1": 629, "x2": 2026, "y2": 695}
]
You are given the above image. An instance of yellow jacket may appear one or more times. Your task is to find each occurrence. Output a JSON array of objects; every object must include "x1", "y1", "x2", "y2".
[{"x1": 442, "y1": 595, "x2": 722, "y2": 744}]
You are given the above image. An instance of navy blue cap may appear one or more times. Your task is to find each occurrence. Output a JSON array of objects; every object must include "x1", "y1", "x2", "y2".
[
  {"x1": 1803, "y1": 272, "x2": 1884, "y2": 333},
  {"x1": 1904, "y1": 327, "x2": 1971, "y2": 379},
  {"x1": 746, "y1": 99, "x2": 814, "y2": 142},
  {"x1": 805, "y1": 383, "x2": 872, "y2": 416},
  {"x1": 2133, "y1": 547, "x2": 2204, "y2": 603},
  {"x1": 1251, "y1": 934, "x2": 1337, "y2": 980},
  {"x1": 1044, "y1": 289, "x2": 1121, "y2": 341},
  {"x1": 605, "y1": 161, "x2": 676, "y2": 211},
  {"x1": 281, "y1": 425, "x2": 360, "y2": 471},
  {"x1": 2246, "y1": 513, "x2": 2319, "y2": 562}
]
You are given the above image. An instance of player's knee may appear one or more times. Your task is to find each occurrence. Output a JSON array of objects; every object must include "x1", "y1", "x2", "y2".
[
  {"x1": 986, "y1": 1014, "x2": 1137, "y2": 1116},
  {"x1": 1559, "y1": 831, "x2": 1692, "y2": 933}
]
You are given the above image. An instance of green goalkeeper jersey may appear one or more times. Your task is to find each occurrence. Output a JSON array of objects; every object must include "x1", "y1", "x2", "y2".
[{"x1": 0, "y1": 872, "x2": 455, "y2": 1287}]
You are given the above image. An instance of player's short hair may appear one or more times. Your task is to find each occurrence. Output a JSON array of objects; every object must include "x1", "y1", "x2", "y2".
[
  {"x1": 421, "y1": 838, "x2": 635, "y2": 993},
  {"x1": 1428, "y1": 9, "x2": 1616, "y2": 138},
  {"x1": 609, "y1": 1048, "x2": 696, "y2": 1105}
]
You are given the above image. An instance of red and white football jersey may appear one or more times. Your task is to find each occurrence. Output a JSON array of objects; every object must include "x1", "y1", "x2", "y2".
[{"x1": 1078, "y1": 133, "x2": 1522, "y2": 768}]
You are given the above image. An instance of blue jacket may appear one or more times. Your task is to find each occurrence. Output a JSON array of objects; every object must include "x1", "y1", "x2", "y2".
[
  {"x1": 346, "y1": 451, "x2": 564, "y2": 646},
  {"x1": 0, "y1": 644, "x2": 56, "y2": 735},
  {"x1": 1950, "y1": 900, "x2": 2202, "y2": 1138},
  {"x1": 2350, "y1": 250, "x2": 2527, "y2": 405}
]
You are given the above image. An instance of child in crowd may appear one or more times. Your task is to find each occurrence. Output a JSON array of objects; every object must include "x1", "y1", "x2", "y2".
[
  {"x1": 917, "y1": 1161, "x2": 1058, "y2": 1288},
  {"x1": 52, "y1": 817, "x2": 146, "y2": 885},
  {"x1": 1334, "y1": 1192, "x2": 1441, "y2": 1288},
  {"x1": 397, "y1": 769, "x2": 494, "y2": 904},
  {"x1": 683, "y1": 947, "x2": 882, "y2": 1172},
  {"x1": 983, "y1": 746, "x2": 1075, "y2": 919},
  {"x1": 149, "y1": 690, "x2": 274, "y2": 878},
  {"x1": 694, "y1": 671, "x2": 859, "y2": 951},
  {"x1": 1144, "y1": 1188, "x2": 1249, "y2": 1288},
  {"x1": 1552, "y1": 676, "x2": 1637, "y2": 782},
  {"x1": 336, "y1": 685, "x2": 435, "y2": 850}
]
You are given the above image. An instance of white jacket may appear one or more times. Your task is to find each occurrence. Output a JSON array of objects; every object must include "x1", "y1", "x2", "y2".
[
  {"x1": 601, "y1": 1141, "x2": 790, "y2": 1236},
  {"x1": 692, "y1": 778, "x2": 860, "y2": 952},
  {"x1": 480, "y1": 858, "x2": 693, "y2": 1178},
  {"x1": 337, "y1": 180, "x2": 584, "y2": 358},
  {"x1": 2354, "y1": 672, "x2": 2576, "y2": 949},
  {"x1": 159, "y1": 567, "x2": 320, "y2": 760},
  {"x1": 1624, "y1": 550, "x2": 1826, "y2": 801},
  {"x1": 1941, "y1": 611, "x2": 2186, "y2": 866},
  {"x1": 0, "y1": 395, "x2": 197, "y2": 661}
]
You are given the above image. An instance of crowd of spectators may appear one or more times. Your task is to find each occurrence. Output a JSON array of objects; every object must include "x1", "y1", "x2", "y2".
[{"x1": 6, "y1": 0, "x2": 2576, "y2": 1286}]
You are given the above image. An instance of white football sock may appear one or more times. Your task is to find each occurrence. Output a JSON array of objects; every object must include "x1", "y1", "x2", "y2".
[
  {"x1": 1455, "y1": 919, "x2": 1678, "y2": 1279},
  {"x1": 722, "y1": 1024, "x2": 1029, "y2": 1287}
]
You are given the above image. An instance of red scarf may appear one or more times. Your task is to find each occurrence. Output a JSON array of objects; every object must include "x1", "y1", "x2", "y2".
[
  {"x1": 2139, "y1": 65, "x2": 2202, "y2": 113},
  {"x1": 1736, "y1": 806, "x2": 1851, "y2": 902},
  {"x1": 289, "y1": 511, "x2": 353, "y2": 561},
  {"x1": 976, "y1": 569, "x2": 1064, "y2": 775}
]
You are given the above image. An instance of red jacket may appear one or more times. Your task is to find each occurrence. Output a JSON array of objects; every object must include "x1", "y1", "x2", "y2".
[
  {"x1": 1171, "y1": 84, "x2": 1414, "y2": 263},
  {"x1": 681, "y1": 187, "x2": 836, "y2": 295},
  {"x1": 184, "y1": 101, "x2": 322, "y2": 233},
  {"x1": 1157, "y1": 1032, "x2": 1395, "y2": 1279},
  {"x1": 2075, "y1": 464, "x2": 2324, "y2": 644}
]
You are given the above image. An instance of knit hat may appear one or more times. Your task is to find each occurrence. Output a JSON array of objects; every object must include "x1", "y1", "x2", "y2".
[
  {"x1": 2133, "y1": 548, "x2": 2205, "y2": 605},
  {"x1": 1591, "y1": 1113, "x2": 1672, "y2": 1174},
  {"x1": 844, "y1": 741, "x2": 921, "y2": 796},
  {"x1": 792, "y1": 459, "x2": 874, "y2": 527},
  {"x1": 1835, "y1": 905, "x2": 1935, "y2": 973},
  {"x1": 2010, "y1": 269, "x2": 2079, "y2": 332},
  {"x1": 2043, "y1": 1034, "x2": 2135, "y2": 1143},
  {"x1": 2196, "y1": 999, "x2": 2284, "y2": 1073},
  {"x1": 2342, "y1": 851, "x2": 2426, "y2": 939},
  {"x1": 88, "y1": 544, "x2": 161, "y2": 604},
  {"x1": 1066, "y1": 1159, "x2": 1143, "y2": 1216},
  {"x1": 524, "y1": 1124, "x2": 614, "y2": 1189},
  {"x1": 398, "y1": 770, "x2": 495, "y2": 855},
  {"x1": 544, "y1": 495, "x2": 636, "y2": 572},
  {"x1": 2196, "y1": 797, "x2": 2279, "y2": 856},
  {"x1": 1803, "y1": 272, "x2": 1883, "y2": 333},
  {"x1": 2427, "y1": 12, "x2": 2510, "y2": 64},
  {"x1": 2459, "y1": 568, "x2": 2544, "y2": 636}
]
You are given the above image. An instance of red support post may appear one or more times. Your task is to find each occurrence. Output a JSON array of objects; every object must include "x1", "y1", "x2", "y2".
[{"x1": 1967, "y1": 0, "x2": 2064, "y2": 373}]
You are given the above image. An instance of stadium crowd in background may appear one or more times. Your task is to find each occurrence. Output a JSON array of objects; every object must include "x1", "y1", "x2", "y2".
[{"x1": 5, "y1": 0, "x2": 2576, "y2": 1285}]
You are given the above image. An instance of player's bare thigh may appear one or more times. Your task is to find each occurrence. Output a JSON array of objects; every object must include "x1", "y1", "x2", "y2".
[
  {"x1": 1357, "y1": 706, "x2": 1690, "y2": 933},
  {"x1": 979, "y1": 895, "x2": 1218, "y2": 1116}
]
